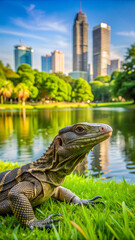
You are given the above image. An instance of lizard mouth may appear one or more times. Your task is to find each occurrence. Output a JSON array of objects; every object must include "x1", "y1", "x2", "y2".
[{"x1": 108, "y1": 131, "x2": 112, "y2": 137}]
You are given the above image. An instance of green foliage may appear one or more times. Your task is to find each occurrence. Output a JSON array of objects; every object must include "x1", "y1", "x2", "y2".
[
  {"x1": 95, "y1": 75, "x2": 111, "y2": 83},
  {"x1": 90, "y1": 81, "x2": 103, "y2": 101},
  {"x1": 43, "y1": 75, "x2": 58, "y2": 99},
  {"x1": 112, "y1": 44, "x2": 135, "y2": 102},
  {"x1": 35, "y1": 72, "x2": 49, "y2": 89},
  {"x1": 29, "y1": 86, "x2": 38, "y2": 99},
  {"x1": 55, "y1": 72, "x2": 75, "y2": 86},
  {"x1": 17, "y1": 64, "x2": 33, "y2": 75},
  {"x1": 90, "y1": 80, "x2": 112, "y2": 102},
  {"x1": 0, "y1": 61, "x2": 6, "y2": 79},
  {"x1": 72, "y1": 78, "x2": 94, "y2": 102},
  {"x1": 20, "y1": 72, "x2": 35, "y2": 87},
  {"x1": 111, "y1": 71, "x2": 119, "y2": 81},
  {"x1": 0, "y1": 162, "x2": 135, "y2": 240}
]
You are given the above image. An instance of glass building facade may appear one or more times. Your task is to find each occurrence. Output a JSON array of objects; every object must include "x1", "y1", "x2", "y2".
[
  {"x1": 14, "y1": 45, "x2": 33, "y2": 72},
  {"x1": 41, "y1": 55, "x2": 52, "y2": 73}
]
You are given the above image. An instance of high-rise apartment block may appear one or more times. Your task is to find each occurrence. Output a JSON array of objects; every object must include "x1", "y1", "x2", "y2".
[
  {"x1": 14, "y1": 45, "x2": 33, "y2": 72},
  {"x1": 41, "y1": 55, "x2": 52, "y2": 73},
  {"x1": 93, "y1": 23, "x2": 110, "y2": 79},
  {"x1": 73, "y1": 11, "x2": 89, "y2": 72},
  {"x1": 52, "y1": 50, "x2": 64, "y2": 73},
  {"x1": 41, "y1": 50, "x2": 64, "y2": 73}
]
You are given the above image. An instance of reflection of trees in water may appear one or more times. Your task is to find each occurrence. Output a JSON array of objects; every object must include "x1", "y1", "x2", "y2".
[{"x1": 0, "y1": 108, "x2": 93, "y2": 163}]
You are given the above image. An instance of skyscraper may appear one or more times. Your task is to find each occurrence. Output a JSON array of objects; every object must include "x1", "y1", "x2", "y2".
[
  {"x1": 14, "y1": 45, "x2": 33, "y2": 72},
  {"x1": 93, "y1": 23, "x2": 110, "y2": 79},
  {"x1": 52, "y1": 50, "x2": 64, "y2": 73},
  {"x1": 107, "y1": 59, "x2": 120, "y2": 75},
  {"x1": 73, "y1": 10, "x2": 89, "y2": 72},
  {"x1": 41, "y1": 55, "x2": 52, "y2": 73}
]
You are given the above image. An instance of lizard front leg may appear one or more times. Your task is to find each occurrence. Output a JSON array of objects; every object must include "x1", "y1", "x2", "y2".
[
  {"x1": 52, "y1": 186, "x2": 105, "y2": 207},
  {"x1": 8, "y1": 181, "x2": 62, "y2": 230}
]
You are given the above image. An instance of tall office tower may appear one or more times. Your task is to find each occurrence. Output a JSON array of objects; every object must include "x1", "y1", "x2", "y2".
[
  {"x1": 41, "y1": 55, "x2": 52, "y2": 73},
  {"x1": 14, "y1": 45, "x2": 33, "y2": 72},
  {"x1": 93, "y1": 23, "x2": 110, "y2": 79},
  {"x1": 52, "y1": 50, "x2": 64, "y2": 73},
  {"x1": 73, "y1": 10, "x2": 89, "y2": 72}
]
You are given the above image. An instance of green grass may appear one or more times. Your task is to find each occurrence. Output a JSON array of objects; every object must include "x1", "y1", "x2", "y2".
[
  {"x1": 92, "y1": 101, "x2": 135, "y2": 108},
  {"x1": 0, "y1": 103, "x2": 90, "y2": 110},
  {"x1": 0, "y1": 101, "x2": 135, "y2": 110},
  {"x1": 0, "y1": 161, "x2": 135, "y2": 240}
]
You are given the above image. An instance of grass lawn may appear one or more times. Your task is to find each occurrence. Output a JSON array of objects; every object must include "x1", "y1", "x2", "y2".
[
  {"x1": 92, "y1": 101, "x2": 135, "y2": 108},
  {"x1": 0, "y1": 101, "x2": 135, "y2": 110},
  {"x1": 0, "y1": 161, "x2": 135, "y2": 240}
]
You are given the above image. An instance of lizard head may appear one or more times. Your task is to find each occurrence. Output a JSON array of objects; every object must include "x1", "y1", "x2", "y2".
[{"x1": 53, "y1": 122, "x2": 113, "y2": 175}]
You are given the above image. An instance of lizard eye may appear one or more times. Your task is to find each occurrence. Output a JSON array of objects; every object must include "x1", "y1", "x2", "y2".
[{"x1": 75, "y1": 126, "x2": 85, "y2": 134}]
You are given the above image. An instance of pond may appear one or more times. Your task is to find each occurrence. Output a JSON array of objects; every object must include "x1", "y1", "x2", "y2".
[{"x1": 0, "y1": 107, "x2": 135, "y2": 182}]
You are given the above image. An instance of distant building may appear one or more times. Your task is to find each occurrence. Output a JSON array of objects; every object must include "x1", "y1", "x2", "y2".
[
  {"x1": 93, "y1": 23, "x2": 111, "y2": 79},
  {"x1": 87, "y1": 64, "x2": 91, "y2": 82},
  {"x1": 14, "y1": 45, "x2": 33, "y2": 72},
  {"x1": 107, "y1": 59, "x2": 120, "y2": 75},
  {"x1": 73, "y1": 10, "x2": 89, "y2": 72},
  {"x1": 68, "y1": 71, "x2": 88, "y2": 81},
  {"x1": 41, "y1": 55, "x2": 52, "y2": 73},
  {"x1": 52, "y1": 50, "x2": 64, "y2": 73}
]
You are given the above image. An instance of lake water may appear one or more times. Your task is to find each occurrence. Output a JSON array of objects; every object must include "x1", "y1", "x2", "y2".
[{"x1": 0, "y1": 107, "x2": 135, "y2": 182}]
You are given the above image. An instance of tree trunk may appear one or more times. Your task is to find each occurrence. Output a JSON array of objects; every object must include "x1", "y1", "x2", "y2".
[
  {"x1": 1, "y1": 95, "x2": 3, "y2": 104},
  {"x1": 22, "y1": 98, "x2": 25, "y2": 106}
]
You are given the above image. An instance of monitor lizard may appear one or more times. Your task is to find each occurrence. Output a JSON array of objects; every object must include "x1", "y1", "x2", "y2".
[{"x1": 0, "y1": 122, "x2": 112, "y2": 230}]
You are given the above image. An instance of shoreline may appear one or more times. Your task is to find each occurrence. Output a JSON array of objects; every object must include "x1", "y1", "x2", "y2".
[{"x1": 0, "y1": 101, "x2": 134, "y2": 110}]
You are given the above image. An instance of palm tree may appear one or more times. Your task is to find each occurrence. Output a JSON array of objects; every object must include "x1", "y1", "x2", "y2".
[
  {"x1": 0, "y1": 79, "x2": 13, "y2": 103},
  {"x1": 15, "y1": 83, "x2": 30, "y2": 105}
]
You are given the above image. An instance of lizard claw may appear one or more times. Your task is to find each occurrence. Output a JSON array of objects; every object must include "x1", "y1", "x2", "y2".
[
  {"x1": 74, "y1": 196, "x2": 105, "y2": 207},
  {"x1": 28, "y1": 214, "x2": 63, "y2": 231}
]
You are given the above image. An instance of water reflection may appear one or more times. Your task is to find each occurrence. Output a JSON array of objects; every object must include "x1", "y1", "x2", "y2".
[{"x1": 0, "y1": 107, "x2": 135, "y2": 182}]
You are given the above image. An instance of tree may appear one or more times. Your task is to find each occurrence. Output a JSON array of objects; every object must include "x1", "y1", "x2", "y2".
[
  {"x1": 90, "y1": 81, "x2": 103, "y2": 101},
  {"x1": 0, "y1": 79, "x2": 14, "y2": 103},
  {"x1": 72, "y1": 78, "x2": 94, "y2": 102},
  {"x1": 0, "y1": 61, "x2": 6, "y2": 79},
  {"x1": 17, "y1": 64, "x2": 33, "y2": 75},
  {"x1": 112, "y1": 44, "x2": 135, "y2": 103},
  {"x1": 29, "y1": 86, "x2": 38, "y2": 99},
  {"x1": 15, "y1": 83, "x2": 30, "y2": 105},
  {"x1": 95, "y1": 75, "x2": 111, "y2": 83},
  {"x1": 20, "y1": 72, "x2": 35, "y2": 87},
  {"x1": 43, "y1": 75, "x2": 58, "y2": 100}
]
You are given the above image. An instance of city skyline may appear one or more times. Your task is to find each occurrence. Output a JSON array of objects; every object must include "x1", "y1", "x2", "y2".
[{"x1": 0, "y1": 0, "x2": 135, "y2": 74}]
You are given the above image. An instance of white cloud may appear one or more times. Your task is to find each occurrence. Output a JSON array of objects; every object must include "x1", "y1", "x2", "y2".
[
  {"x1": 25, "y1": 4, "x2": 35, "y2": 13},
  {"x1": 117, "y1": 31, "x2": 135, "y2": 37},
  {"x1": 12, "y1": 4, "x2": 68, "y2": 34},
  {"x1": 0, "y1": 29, "x2": 47, "y2": 41},
  {"x1": 56, "y1": 40, "x2": 68, "y2": 47},
  {"x1": 110, "y1": 44, "x2": 127, "y2": 60}
]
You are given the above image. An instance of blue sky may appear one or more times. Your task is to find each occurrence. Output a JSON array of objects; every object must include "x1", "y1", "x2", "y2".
[{"x1": 0, "y1": 0, "x2": 135, "y2": 74}]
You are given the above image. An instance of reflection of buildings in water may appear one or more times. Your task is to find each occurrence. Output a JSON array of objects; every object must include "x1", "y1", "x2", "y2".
[
  {"x1": 88, "y1": 139, "x2": 111, "y2": 177},
  {"x1": 100, "y1": 140, "x2": 110, "y2": 173},
  {"x1": 74, "y1": 156, "x2": 87, "y2": 175}
]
